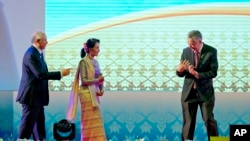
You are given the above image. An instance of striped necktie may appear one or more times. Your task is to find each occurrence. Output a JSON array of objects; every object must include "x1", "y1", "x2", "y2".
[
  {"x1": 193, "y1": 50, "x2": 199, "y2": 89},
  {"x1": 194, "y1": 50, "x2": 199, "y2": 68}
]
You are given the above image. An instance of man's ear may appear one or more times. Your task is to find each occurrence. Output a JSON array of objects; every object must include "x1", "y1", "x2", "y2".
[{"x1": 199, "y1": 39, "x2": 202, "y2": 43}]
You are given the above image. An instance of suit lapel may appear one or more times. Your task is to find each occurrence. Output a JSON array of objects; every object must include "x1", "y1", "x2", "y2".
[
  {"x1": 197, "y1": 44, "x2": 208, "y2": 69},
  {"x1": 187, "y1": 48, "x2": 195, "y2": 66}
]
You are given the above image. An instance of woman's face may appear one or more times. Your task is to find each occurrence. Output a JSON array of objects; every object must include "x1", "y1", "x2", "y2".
[{"x1": 89, "y1": 42, "x2": 100, "y2": 56}]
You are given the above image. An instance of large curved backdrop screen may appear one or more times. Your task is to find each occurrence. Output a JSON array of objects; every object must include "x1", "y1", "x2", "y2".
[
  {"x1": 46, "y1": 1, "x2": 250, "y2": 92},
  {"x1": 3, "y1": 1, "x2": 250, "y2": 141}
]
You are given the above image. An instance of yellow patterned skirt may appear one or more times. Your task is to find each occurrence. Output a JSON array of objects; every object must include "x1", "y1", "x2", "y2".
[{"x1": 79, "y1": 88, "x2": 107, "y2": 141}]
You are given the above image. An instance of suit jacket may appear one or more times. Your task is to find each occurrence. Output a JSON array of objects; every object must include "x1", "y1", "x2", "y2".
[
  {"x1": 16, "y1": 46, "x2": 61, "y2": 106},
  {"x1": 176, "y1": 43, "x2": 218, "y2": 102}
]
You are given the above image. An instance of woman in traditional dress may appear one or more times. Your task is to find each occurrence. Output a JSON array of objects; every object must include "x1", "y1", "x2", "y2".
[{"x1": 67, "y1": 38, "x2": 106, "y2": 141}]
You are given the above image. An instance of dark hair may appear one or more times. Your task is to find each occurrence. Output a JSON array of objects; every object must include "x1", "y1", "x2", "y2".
[
  {"x1": 188, "y1": 30, "x2": 202, "y2": 40},
  {"x1": 80, "y1": 38, "x2": 100, "y2": 58}
]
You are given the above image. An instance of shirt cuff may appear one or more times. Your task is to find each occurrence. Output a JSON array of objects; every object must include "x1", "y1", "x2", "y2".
[{"x1": 60, "y1": 71, "x2": 63, "y2": 78}]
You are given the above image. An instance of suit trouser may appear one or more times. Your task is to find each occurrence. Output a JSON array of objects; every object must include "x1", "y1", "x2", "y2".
[
  {"x1": 181, "y1": 91, "x2": 219, "y2": 141},
  {"x1": 18, "y1": 104, "x2": 46, "y2": 140}
]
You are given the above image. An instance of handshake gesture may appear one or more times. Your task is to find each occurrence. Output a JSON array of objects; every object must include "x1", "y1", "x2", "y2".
[{"x1": 177, "y1": 59, "x2": 199, "y2": 79}]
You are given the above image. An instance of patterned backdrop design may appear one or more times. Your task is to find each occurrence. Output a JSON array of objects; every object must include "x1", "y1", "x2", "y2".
[
  {"x1": 12, "y1": 92, "x2": 250, "y2": 141},
  {"x1": 46, "y1": 14, "x2": 250, "y2": 92}
]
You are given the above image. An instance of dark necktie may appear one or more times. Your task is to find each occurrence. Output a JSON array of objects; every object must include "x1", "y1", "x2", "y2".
[
  {"x1": 40, "y1": 53, "x2": 46, "y2": 63},
  {"x1": 40, "y1": 53, "x2": 47, "y2": 69},
  {"x1": 40, "y1": 53, "x2": 44, "y2": 60}
]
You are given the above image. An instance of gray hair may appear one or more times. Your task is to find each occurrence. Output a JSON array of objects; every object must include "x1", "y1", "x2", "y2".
[
  {"x1": 188, "y1": 30, "x2": 202, "y2": 40},
  {"x1": 31, "y1": 31, "x2": 46, "y2": 43}
]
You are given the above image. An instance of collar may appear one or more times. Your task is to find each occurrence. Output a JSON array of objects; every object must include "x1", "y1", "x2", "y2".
[
  {"x1": 198, "y1": 43, "x2": 203, "y2": 53},
  {"x1": 33, "y1": 44, "x2": 43, "y2": 54}
]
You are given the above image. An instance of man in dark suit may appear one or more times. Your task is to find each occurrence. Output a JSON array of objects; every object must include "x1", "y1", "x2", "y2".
[
  {"x1": 16, "y1": 31, "x2": 71, "y2": 140},
  {"x1": 176, "y1": 30, "x2": 219, "y2": 141}
]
